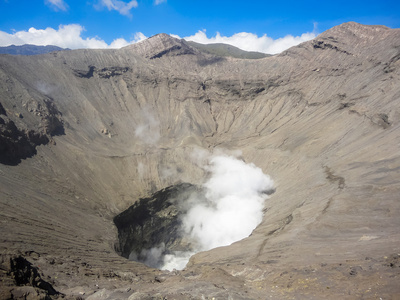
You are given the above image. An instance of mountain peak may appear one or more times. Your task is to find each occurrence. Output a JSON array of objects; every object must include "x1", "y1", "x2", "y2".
[
  {"x1": 306, "y1": 22, "x2": 397, "y2": 56},
  {"x1": 318, "y1": 22, "x2": 392, "y2": 41},
  {"x1": 123, "y1": 33, "x2": 196, "y2": 59}
]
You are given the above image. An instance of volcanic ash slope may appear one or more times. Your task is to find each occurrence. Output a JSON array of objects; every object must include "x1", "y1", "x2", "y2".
[{"x1": 0, "y1": 22, "x2": 400, "y2": 299}]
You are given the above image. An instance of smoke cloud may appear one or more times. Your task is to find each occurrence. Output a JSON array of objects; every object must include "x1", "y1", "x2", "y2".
[
  {"x1": 134, "y1": 107, "x2": 160, "y2": 145},
  {"x1": 131, "y1": 151, "x2": 274, "y2": 270},
  {"x1": 182, "y1": 154, "x2": 273, "y2": 250}
]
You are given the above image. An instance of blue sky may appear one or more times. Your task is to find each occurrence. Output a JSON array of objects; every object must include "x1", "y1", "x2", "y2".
[{"x1": 0, "y1": 0, "x2": 399, "y2": 54}]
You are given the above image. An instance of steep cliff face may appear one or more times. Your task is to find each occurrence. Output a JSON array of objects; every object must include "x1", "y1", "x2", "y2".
[
  {"x1": 0, "y1": 22, "x2": 399, "y2": 299},
  {"x1": 0, "y1": 96, "x2": 64, "y2": 165},
  {"x1": 114, "y1": 183, "x2": 201, "y2": 262}
]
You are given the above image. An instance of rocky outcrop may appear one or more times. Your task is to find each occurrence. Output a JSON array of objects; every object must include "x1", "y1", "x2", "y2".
[
  {"x1": 0, "y1": 116, "x2": 48, "y2": 165},
  {"x1": 73, "y1": 66, "x2": 130, "y2": 79},
  {"x1": 114, "y1": 183, "x2": 202, "y2": 266},
  {"x1": 0, "y1": 253, "x2": 60, "y2": 299},
  {"x1": 0, "y1": 97, "x2": 63, "y2": 165}
]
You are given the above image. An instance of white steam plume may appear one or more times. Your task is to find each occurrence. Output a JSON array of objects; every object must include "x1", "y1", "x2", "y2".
[
  {"x1": 155, "y1": 152, "x2": 274, "y2": 270},
  {"x1": 182, "y1": 155, "x2": 273, "y2": 250},
  {"x1": 134, "y1": 107, "x2": 160, "y2": 145}
]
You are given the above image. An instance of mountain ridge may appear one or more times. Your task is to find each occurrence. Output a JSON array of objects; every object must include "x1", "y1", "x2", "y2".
[
  {"x1": 0, "y1": 44, "x2": 68, "y2": 55},
  {"x1": 186, "y1": 41, "x2": 269, "y2": 59}
]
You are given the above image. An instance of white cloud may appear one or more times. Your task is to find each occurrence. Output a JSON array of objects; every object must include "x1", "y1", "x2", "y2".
[
  {"x1": 0, "y1": 24, "x2": 147, "y2": 49},
  {"x1": 180, "y1": 30, "x2": 316, "y2": 55},
  {"x1": 154, "y1": 0, "x2": 167, "y2": 5},
  {"x1": 108, "y1": 32, "x2": 147, "y2": 48},
  {"x1": 45, "y1": 0, "x2": 69, "y2": 11},
  {"x1": 0, "y1": 24, "x2": 313, "y2": 54},
  {"x1": 97, "y1": 0, "x2": 138, "y2": 17},
  {"x1": 132, "y1": 32, "x2": 147, "y2": 43}
]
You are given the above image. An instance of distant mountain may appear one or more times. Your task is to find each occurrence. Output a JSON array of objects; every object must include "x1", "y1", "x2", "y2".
[
  {"x1": 0, "y1": 44, "x2": 67, "y2": 55},
  {"x1": 187, "y1": 41, "x2": 270, "y2": 59}
]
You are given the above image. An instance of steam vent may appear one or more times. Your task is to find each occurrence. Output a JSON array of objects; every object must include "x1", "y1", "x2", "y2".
[
  {"x1": 113, "y1": 183, "x2": 201, "y2": 268},
  {"x1": 1, "y1": 22, "x2": 400, "y2": 299}
]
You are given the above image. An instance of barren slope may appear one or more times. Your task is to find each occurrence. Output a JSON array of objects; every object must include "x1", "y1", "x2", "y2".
[{"x1": 0, "y1": 22, "x2": 399, "y2": 299}]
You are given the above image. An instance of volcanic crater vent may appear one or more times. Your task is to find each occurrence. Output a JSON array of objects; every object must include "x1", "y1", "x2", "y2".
[
  {"x1": 114, "y1": 154, "x2": 275, "y2": 270},
  {"x1": 113, "y1": 183, "x2": 202, "y2": 270}
]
